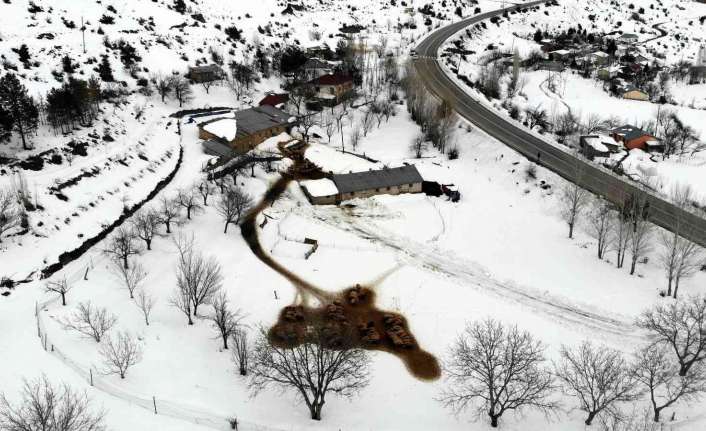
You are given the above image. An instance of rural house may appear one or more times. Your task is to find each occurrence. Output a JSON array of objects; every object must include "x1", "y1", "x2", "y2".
[
  {"x1": 259, "y1": 92, "x2": 290, "y2": 108},
  {"x1": 618, "y1": 33, "x2": 639, "y2": 44},
  {"x1": 299, "y1": 58, "x2": 335, "y2": 81},
  {"x1": 198, "y1": 106, "x2": 294, "y2": 154},
  {"x1": 308, "y1": 74, "x2": 355, "y2": 105},
  {"x1": 610, "y1": 125, "x2": 662, "y2": 152},
  {"x1": 301, "y1": 165, "x2": 424, "y2": 205},
  {"x1": 579, "y1": 135, "x2": 622, "y2": 159},
  {"x1": 187, "y1": 64, "x2": 225, "y2": 83},
  {"x1": 622, "y1": 86, "x2": 649, "y2": 101}
]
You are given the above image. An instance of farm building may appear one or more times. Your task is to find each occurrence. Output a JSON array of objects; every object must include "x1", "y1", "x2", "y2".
[
  {"x1": 301, "y1": 165, "x2": 424, "y2": 205},
  {"x1": 308, "y1": 74, "x2": 355, "y2": 105},
  {"x1": 187, "y1": 64, "x2": 225, "y2": 83},
  {"x1": 610, "y1": 125, "x2": 662, "y2": 152},
  {"x1": 579, "y1": 135, "x2": 621, "y2": 159},
  {"x1": 198, "y1": 106, "x2": 294, "y2": 154}
]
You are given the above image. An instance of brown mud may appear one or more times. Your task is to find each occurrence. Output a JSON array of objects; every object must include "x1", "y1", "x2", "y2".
[{"x1": 239, "y1": 141, "x2": 440, "y2": 381}]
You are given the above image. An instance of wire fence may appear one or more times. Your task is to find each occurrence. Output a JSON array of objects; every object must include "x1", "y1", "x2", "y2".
[{"x1": 35, "y1": 260, "x2": 284, "y2": 431}]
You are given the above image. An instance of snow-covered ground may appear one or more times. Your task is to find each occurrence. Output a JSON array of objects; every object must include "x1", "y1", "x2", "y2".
[{"x1": 3, "y1": 1, "x2": 706, "y2": 430}]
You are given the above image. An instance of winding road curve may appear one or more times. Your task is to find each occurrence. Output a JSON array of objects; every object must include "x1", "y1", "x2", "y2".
[{"x1": 414, "y1": 2, "x2": 706, "y2": 247}]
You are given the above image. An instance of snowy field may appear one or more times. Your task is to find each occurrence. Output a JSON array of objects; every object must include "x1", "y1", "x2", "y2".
[{"x1": 3, "y1": 1, "x2": 706, "y2": 431}]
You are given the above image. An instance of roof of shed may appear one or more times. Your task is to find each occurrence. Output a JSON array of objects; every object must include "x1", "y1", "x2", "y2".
[
  {"x1": 199, "y1": 106, "x2": 292, "y2": 140},
  {"x1": 332, "y1": 165, "x2": 423, "y2": 194}
]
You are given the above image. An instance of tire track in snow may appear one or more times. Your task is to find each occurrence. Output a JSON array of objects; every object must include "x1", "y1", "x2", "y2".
[{"x1": 307, "y1": 207, "x2": 643, "y2": 343}]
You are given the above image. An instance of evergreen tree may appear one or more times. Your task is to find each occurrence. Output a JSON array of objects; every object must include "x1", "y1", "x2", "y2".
[
  {"x1": 533, "y1": 29, "x2": 543, "y2": 43},
  {"x1": 174, "y1": 0, "x2": 186, "y2": 14},
  {"x1": 98, "y1": 56, "x2": 115, "y2": 82},
  {"x1": 62, "y1": 55, "x2": 77, "y2": 74},
  {"x1": 0, "y1": 74, "x2": 38, "y2": 150},
  {"x1": 16, "y1": 44, "x2": 31, "y2": 67},
  {"x1": 0, "y1": 104, "x2": 13, "y2": 142}
]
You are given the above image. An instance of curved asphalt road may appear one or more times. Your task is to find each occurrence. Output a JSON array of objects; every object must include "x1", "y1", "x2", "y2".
[{"x1": 414, "y1": 1, "x2": 706, "y2": 247}]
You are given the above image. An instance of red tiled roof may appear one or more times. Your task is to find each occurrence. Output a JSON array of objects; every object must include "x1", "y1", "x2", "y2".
[
  {"x1": 259, "y1": 93, "x2": 289, "y2": 107},
  {"x1": 310, "y1": 74, "x2": 353, "y2": 86}
]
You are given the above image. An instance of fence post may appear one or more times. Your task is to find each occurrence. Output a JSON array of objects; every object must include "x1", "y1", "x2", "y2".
[{"x1": 153, "y1": 396, "x2": 157, "y2": 414}]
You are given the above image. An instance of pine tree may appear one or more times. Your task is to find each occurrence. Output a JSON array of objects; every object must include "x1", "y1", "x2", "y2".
[
  {"x1": 0, "y1": 74, "x2": 38, "y2": 150},
  {"x1": 98, "y1": 56, "x2": 115, "y2": 82},
  {"x1": 16, "y1": 44, "x2": 31, "y2": 67},
  {"x1": 0, "y1": 104, "x2": 13, "y2": 143},
  {"x1": 174, "y1": 0, "x2": 186, "y2": 14},
  {"x1": 62, "y1": 55, "x2": 77, "y2": 74}
]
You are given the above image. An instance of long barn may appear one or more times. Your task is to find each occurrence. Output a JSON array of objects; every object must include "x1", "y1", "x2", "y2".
[{"x1": 301, "y1": 165, "x2": 423, "y2": 205}]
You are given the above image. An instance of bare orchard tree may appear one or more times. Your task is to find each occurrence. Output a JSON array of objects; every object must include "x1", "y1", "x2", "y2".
[
  {"x1": 322, "y1": 112, "x2": 336, "y2": 144},
  {"x1": 45, "y1": 277, "x2": 73, "y2": 306},
  {"x1": 110, "y1": 259, "x2": 147, "y2": 299},
  {"x1": 231, "y1": 328, "x2": 249, "y2": 376},
  {"x1": 637, "y1": 295, "x2": 706, "y2": 376},
  {"x1": 176, "y1": 187, "x2": 203, "y2": 220},
  {"x1": 597, "y1": 406, "x2": 658, "y2": 431},
  {"x1": 104, "y1": 226, "x2": 141, "y2": 269},
  {"x1": 211, "y1": 290, "x2": 244, "y2": 350},
  {"x1": 157, "y1": 196, "x2": 180, "y2": 234},
  {"x1": 0, "y1": 375, "x2": 105, "y2": 431},
  {"x1": 0, "y1": 186, "x2": 20, "y2": 243},
  {"x1": 554, "y1": 341, "x2": 641, "y2": 425},
  {"x1": 134, "y1": 288, "x2": 156, "y2": 326},
  {"x1": 587, "y1": 197, "x2": 614, "y2": 260},
  {"x1": 197, "y1": 180, "x2": 214, "y2": 206},
  {"x1": 626, "y1": 189, "x2": 653, "y2": 275},
  {"x1": 217, "y1": 185, "x2": 253, "y2": 234},
  {"x1": 172, "y1": 76, "x2": 193, "y2": 108},
  {"x1": 297, "y1": 112, "x2": 318, "y2": 144},
  {"x1": 170, "y1": 274, "x2": 193, "y2": 325},
  {"x1": 611, "y1": 210, "x2": 631, "y2": 269},
  {"x1": 673, "y1": 238, "x2": 702, "y2": 299},
  {"x1": 100, "y1": 331, "x2": 143, "y2": 379},
  {"x1": 558, "y1": 179, "x2": 590, "y2": 239},
  {"x1": 153, "y1": 73, "x2": 172, "y2": 103},
  {"x1": 172, "y1": 234, "x2": 223, "y2": 319},
  {"x1": 131, "y1": 209, "x2": 160, "y2": 250},
  {"x1": 249, "y1": 324, "x2": 371, "y2": 421},
  {"x1": 633, "y1": 344, "x2": 706, "y2": 422},
  {"x1": 348, "y1": 125, "x2": 362, "y2": 152},
  {"x1": 62, "y1": 302, "x2": 117, "y2": 342},
  {"x1": 439, "y1": 319, "x2": 557, "y2": 428},
  {"x1": 409, "y1": 132, "x2": 428, "y2": 159}
]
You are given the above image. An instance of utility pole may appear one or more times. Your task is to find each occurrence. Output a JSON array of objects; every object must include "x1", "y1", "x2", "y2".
[{"x1": 81, "y1": 17, "x2": 87, "y2": 54}]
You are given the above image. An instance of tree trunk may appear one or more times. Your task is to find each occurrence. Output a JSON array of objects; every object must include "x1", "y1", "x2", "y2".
[
  {"x1": 61, "y1": 292, "x2": 66, "y2": 306},
  {"x1": 569, "y1": 222, "x2": 574, "y2": 239},
  {"x1": 310, "y1": 403, "x2": 323, "y2": 421},
  {"x1": 653, "y1": 407, "x2": 661, "y2": 423},
  {"x1": 186, "y1": 208, "x2": 191, "y2": 220},
  {"x1": 187, "y1": 314, "x2": 193, "y2": 325},
  {"x1": 123, "y1": 254, "x2": 129, "y2": 269},
  {"x1": 222, "y1": 334, "x2": 228, "y2": 350},
  {"x1": 224, "y1": 222, "x2": 229, "y2": 234},
  {"x1": 490, "y1": 415, "x2": 499, "y2": 428},
  {"x1": 673, "y1": 277, "x2": 681, "y2": 299},
  {"x1": 630, "y1": 257, "x2": 637, "y2": 275},
  {"x1": 585, "y1": 411, "x2": 597, "y2": 426},
  {"x1": 165, "y1": 221, "x2": 171, "y2": 234},
  {"x1": 146, "y1": 239, "x2": 152, "y2": 251}
]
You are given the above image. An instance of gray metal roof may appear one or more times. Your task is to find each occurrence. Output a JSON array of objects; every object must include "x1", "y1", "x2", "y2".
[
  {"x1": 202, "y1": 139, "x2": 236, "y2": 158},
  {"x1": 199, "y1": 106, "x2": 292, "y2": 141},
  {"x1": 611, "y1": 124, "x2": 653, "y2": 141},
  {"x1": 332, "y1": 165, "x2": 423, "y2": 194}
]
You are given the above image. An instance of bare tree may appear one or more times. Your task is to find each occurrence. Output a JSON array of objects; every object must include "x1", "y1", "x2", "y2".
[
  {"x1": 596, "y1": 406, "x2": 658, "y2": 431},
  {"x1": 111, "y1": 259, "x2": 147, "y2": 299},
  {"x1": 172, "y1": 234, "x2": 223, "y2": 319},
  {"x1": 587, "y1": 197, "x2": 613, "y2": 260},
  {"x1": 157, "y1": 196, "x2": 180, "y2": 234},
  {"x1": 0, "y1": 187, "x2": 19, "y2": 243},
  {"x1": 231, "y1": 328, "x2": 249, "y2": 376},
  {"x1": 673, "y1": 238, "x2": 702, "y2": 299},
  {"x1": 153, "y1": 74, "x2": 172, "y2": 103},
  {"x1": 334, "y1": 109, "x2": 348, "y2": 151},
  {"x1": 217, "y1": 185, "x2": 253, "y2": 234},
  {"x1": 210, "y1": 290, "x2": 244, "y2": 350},
  {"x1": 440, "y1": 319, "x2": 557, "y2": 428},
  {"x1": 172, "y1": 76, "x2": 193, "y2": 108},
  {"x1": 249, "y1": 324, "x2": 371, "y2": 421},
  {"x1": 637, "y1": 295, "x2": 706, "y2": 376},
  {"x1": 197, "y1": 181, "x2": 214, "y2": 206},
  {"x1": 554, "y1": 341, "x2": 641, "y2": 425},
  {"x1": 0, "y1": 375, "x2": 105, "y2": 431},
  {"x1": 104, "y1": 226, "x2": 141, "y2": 269},
  {"x1": 361, "y1": 107, "x2": 375, "y2": 136},
  {"x1": 626, "y1": 191, "x2": 653, "y2": 275},
  {"x1": 409, "y1": 132, "x2": 428, "y2": 159},
  {"x1": 558, "y1": 179, "x2": 589, "y2": 239},
  {"x1": 134, "y1": 288, "x2": 156, "y2": 326},
  {"x1": 131, "y1": 209, "x2": 160, "y2": 250},
  {"x1": 633, "y1": 344, "x2": 706, "y2": 422},
  {"x1": 170, "y1": 276, "x2": 193, "y2": 325},
  {"x1": 611, "y1": 210, "x2": 631, "y2": 269},
  {"x1": 100, "y1": 331, "x2": 142, "y2": 379},
  {"x1": 63, "y1": 302, "x2": 117, "y2": 342},
  {"x1": 176, "y1": 187, "x2": 203, "y2": 220},
  {"x1": 297, "y1": 113, "x2": 317, "y2": 144},
  {"x1": 527, "y1": 105, "x2": 549, "y2": 131},
  {"x1": 348, "y1": 125, "x2": 362, "y2": 151},
  {"x1": 322, "y1": 112, "x2": 336, "y2": 144},
  {"x1": 45, "y1": 277, "x2": 73, "y2": 306}
]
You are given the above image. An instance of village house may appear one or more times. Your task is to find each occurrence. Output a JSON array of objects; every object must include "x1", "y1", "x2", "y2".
[
  {"x1": 549, "y1": 49, "x2": 572, "y2": 61},
  {"x1": 536, "y1": 60, "x2": 565, "y2": 72},
  {"x1": 299, "y1": 58, "x2": 336, "y2": 81},
  {"x1": 187, "y1": 64, "x2": 225, "y2": 83},
  {"x1": 300, "y1": 165, "x2": 424, "y2": 205},
  {"x1": 618, "y1": 33, "x2": 640, "y2": 44},
  {"x1": 597, "y1": 65, "x2": 621, "y2": 80},
  {"x1": 621, "y1": 85, "x2": 649, "y2": 101},
  {"x1": 198, "y1": 106, "x2": 293, "y2": 154},
  {"x1": 610, "y1": 125, "x2": 662, "y2": 152},
  {"x1": 258, "y1": 92, "x2": 290, "y2": 108},
  {"x1": 579, "y1": 135, "x2": 623, "y2": 159},
  {"x1": 308, "y1": 74, "x2": 355, "y2": 106}
]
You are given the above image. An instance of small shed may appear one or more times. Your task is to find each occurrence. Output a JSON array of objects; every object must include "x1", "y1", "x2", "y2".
[
  {"x1": 300, "y1": 179, "x2": 339, "y2": 205},
  {"x1": 187, "y1": 64, "x2": 225, "y2": 83},
  {"x1": 579, "y1": 135, "x2": 617, "y2": 159}
]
